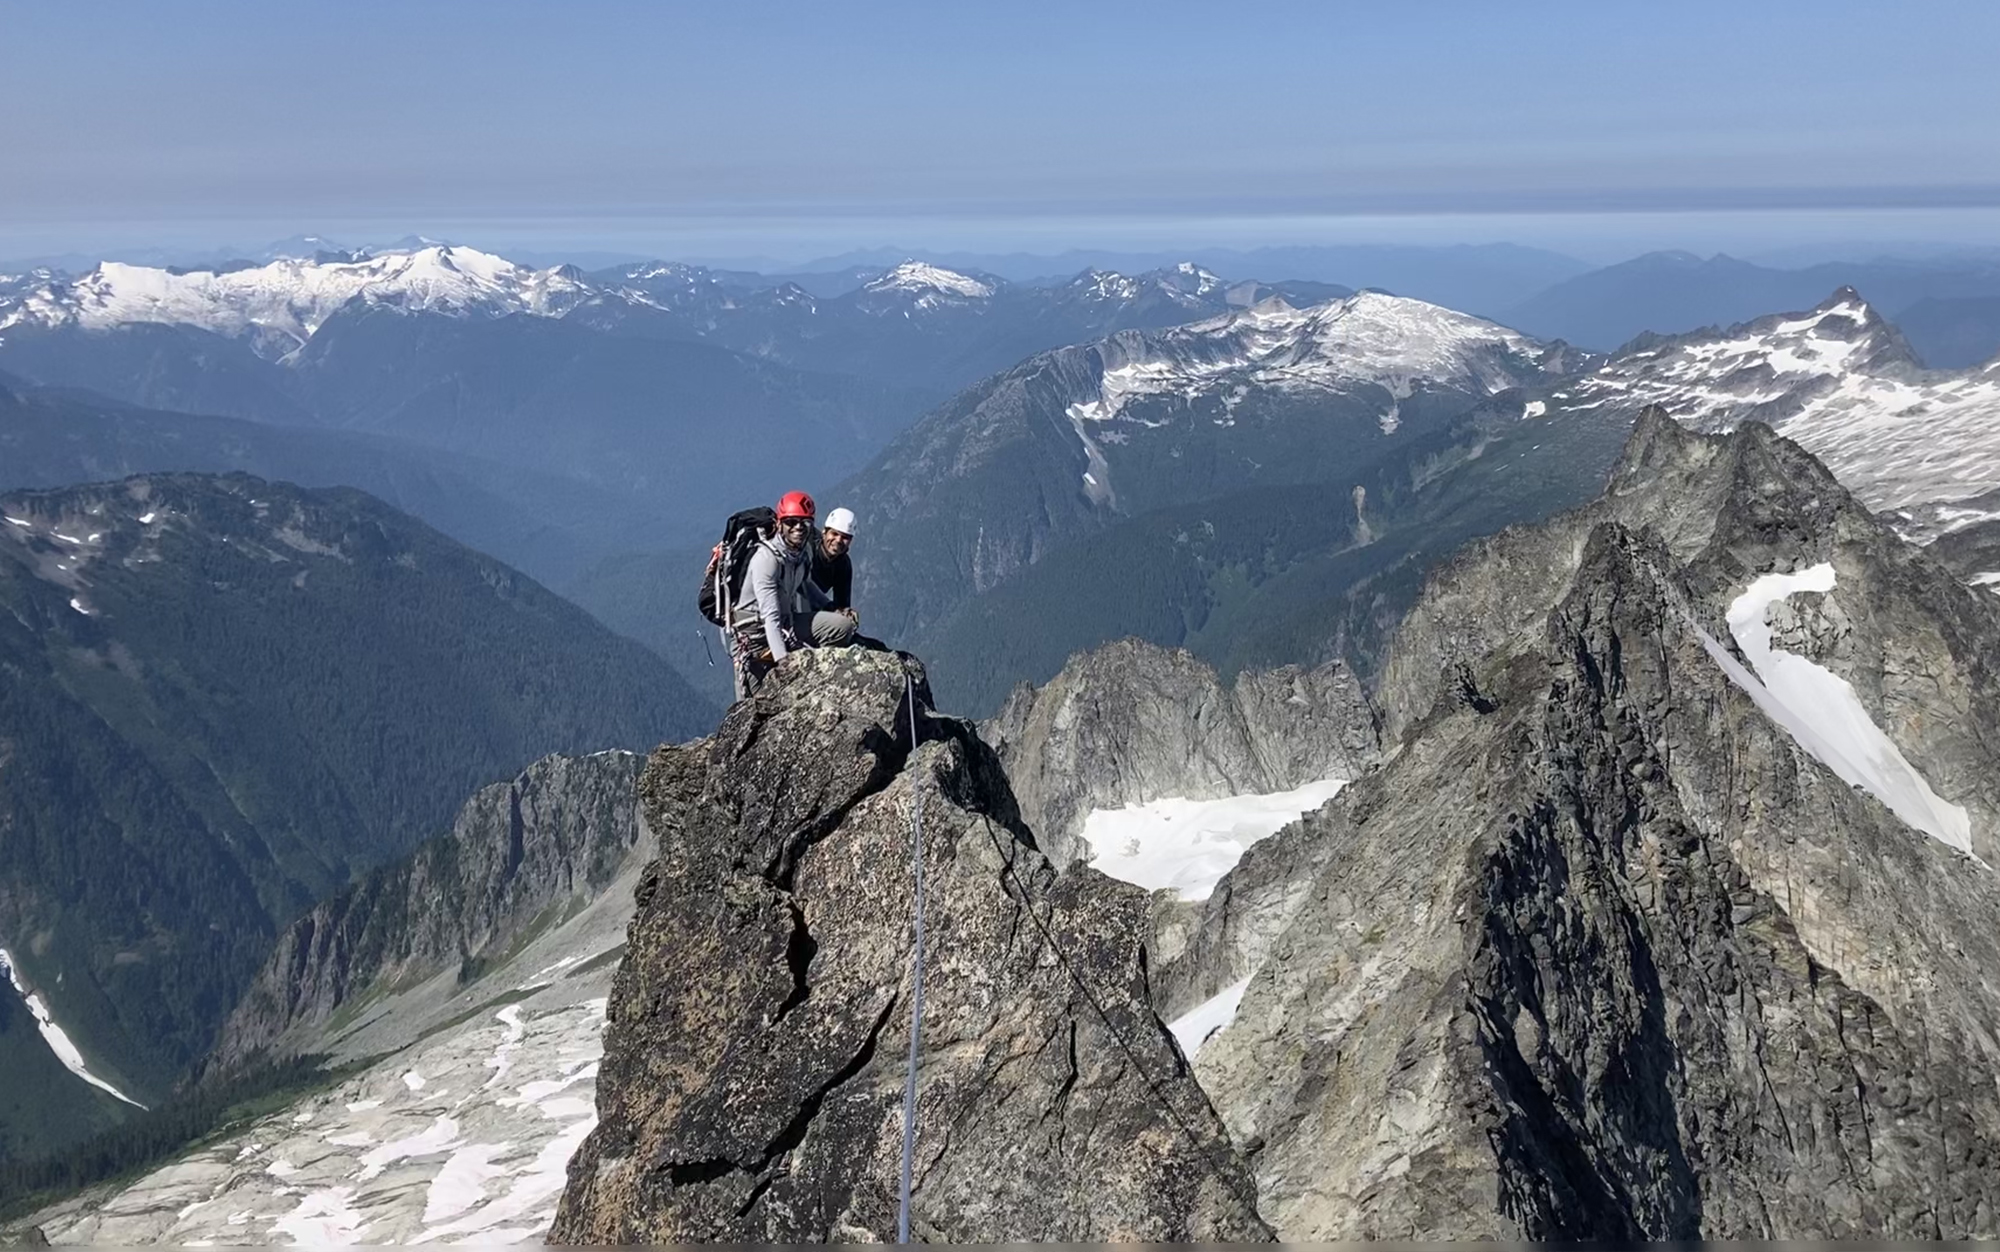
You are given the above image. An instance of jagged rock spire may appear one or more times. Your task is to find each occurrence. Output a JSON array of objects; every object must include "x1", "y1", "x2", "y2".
[{"x1": 550, "y1": 648, "x2": 1269, "y2": 1243}]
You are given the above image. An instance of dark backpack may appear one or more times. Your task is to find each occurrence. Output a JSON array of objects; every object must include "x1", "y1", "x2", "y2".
[{"x1": 698, "y1": 506, "x2": 776, "y2": 626}]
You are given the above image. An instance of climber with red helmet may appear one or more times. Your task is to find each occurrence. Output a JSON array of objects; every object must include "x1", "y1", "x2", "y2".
[{"x1": 728, "y1": 489, "x2": 855, "y2": 695}]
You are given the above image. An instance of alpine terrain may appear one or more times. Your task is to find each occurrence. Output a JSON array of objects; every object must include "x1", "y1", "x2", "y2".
[
  {"x1": 0, "y1": 472, "x2": 712, "y2": 1163},
  {"x1": 14, "y1": 751, "x2": 652, "y2": 1244},
  {"x1": 12, "y1": 407, "x2": 2000, "y2": 1241},
  {"x1": 837, "y1": 285, "x2": 2000, "y2": 713},
  {"x1": 547, "y1": 411, "x2": 2000, "y2": 1240}
]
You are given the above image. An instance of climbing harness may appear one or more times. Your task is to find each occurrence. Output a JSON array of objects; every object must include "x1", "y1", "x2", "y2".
[{"x1": 897, "y1": 670, "x2": 927, "y2": 1243}]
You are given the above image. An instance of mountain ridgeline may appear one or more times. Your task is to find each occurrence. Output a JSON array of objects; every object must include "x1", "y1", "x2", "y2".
[
  {"x1": 836, "y1": 286, "x2": 2000, "y2": 715},
  {"x1": 0, "y1": 472, "x2": 712, "y2": 1161},
  {"x1": 202, "y1": 750, "x2": 649, "y2": 1078}
]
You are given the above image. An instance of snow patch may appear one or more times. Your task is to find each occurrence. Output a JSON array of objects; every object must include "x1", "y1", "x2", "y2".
[
  {"x1": 1701, "y1": 564, "x2": 1973, "y2": 854},
  {"x1": 268, "y1": 1185, "x2": 367, "y2": 1246},
  {"x1": 421, "y1": 1142, "x2": 512, "y2": 1224},
  {"x1": 412, "y1": 1116, "x2": 594, "y2": 1243},
  {"x1": 1080, "y1": 778, "x2": 1348, "y2": 900},
  {"x1": 357, "y1": 1114, "x2": 461, "y2": 1181},
  {"x1": 1522, "y1": 399, "x2": 1547, "y2": 419},
  {"x1": 1168, "y1": 978, "x2": 1252, "y2": 1058},
  {"x1": 0, "y1": 947, "x2": 146, "y2": 1107},
  {"x1": 482, "y1": 1006, "x2": 526, "y2": 1090}
]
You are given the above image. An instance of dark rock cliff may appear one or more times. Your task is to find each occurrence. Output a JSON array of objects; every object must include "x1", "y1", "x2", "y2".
[
  {"x1": 549, "y1": 647, "x2": 1268, "y2": 1242},
  {"x1": 204, "y1": 751, "x2": 645, "y2": 1074},
  {"x1": 1189, "y1": 412, "x2": 2000, "y2": 1238}
]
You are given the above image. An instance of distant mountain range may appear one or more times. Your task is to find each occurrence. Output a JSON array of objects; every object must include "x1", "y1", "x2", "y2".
[
  {"x1": 0, "y1": 246, "x2": 1345, "y2": 562},
  {"x1": 0, "y1": 372, "x2": 661, "y2": 586},
  {"x1": 1499, "y1": 250, "x2": 2000, "y2": 363},
  {"x1": 8, "y1": 239, "x2": 1999, "y2": 710},
  {"x1": 836, "y1": 285, "x2": 2000, "y2": 713}
]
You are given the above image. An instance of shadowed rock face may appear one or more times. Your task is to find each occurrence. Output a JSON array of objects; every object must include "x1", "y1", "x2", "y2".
[
  {"x1": 549, "y1": 647, "x2": 1268, "y2": 1243},
  {"x1": 1189, "y1": 413, "x2": 2000, "y2": 1239}
]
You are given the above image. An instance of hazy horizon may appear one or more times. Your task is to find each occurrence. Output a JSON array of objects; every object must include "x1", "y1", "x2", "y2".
[
  {"x1": 8, "y1": 205, "x2": 2000, "y2": 276},
  {"x1": 7, "y1": 0, "x2": 1997, "y2": 271}
]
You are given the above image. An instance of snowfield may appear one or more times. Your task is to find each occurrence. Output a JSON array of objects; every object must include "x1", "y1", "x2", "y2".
[
  {"x1": 1697, "y1": 563, "x2": 1974, "y2": 856},
  {"x1": 1079, "y1": 777, "x2": 1348, "y2": 901},
  {"x1": 1569, "y1": 293, "x2": 2000, "y2": 526},
  {"x1": 28, "y1": 835, "x2": 654, "y2": 1246},
  {"x1": 36, "y1": 979, "x2": 612, "y2": 1246},
  {"x1": 1066, "y1": 291, "x2": 1546, "y2": 427},
  {"x1": 862, "y1": 260, "x2": 995, "y2": 303}
]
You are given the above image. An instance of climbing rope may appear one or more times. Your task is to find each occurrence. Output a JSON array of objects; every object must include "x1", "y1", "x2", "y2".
[
  {"x1": 972, "y1": 812, "x2": 1268, "y2": 1230},
  {"x1": 897, "y1": 670, "x2": 927, "y2": 1243},
  {"x1": 892, "y1": 666, "x2": 1265, "y2": 1238}
]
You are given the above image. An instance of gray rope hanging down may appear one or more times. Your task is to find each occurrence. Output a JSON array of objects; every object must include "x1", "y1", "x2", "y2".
[{"x1": 897, "y1": 671, "x2": 928, "y2": 1243}]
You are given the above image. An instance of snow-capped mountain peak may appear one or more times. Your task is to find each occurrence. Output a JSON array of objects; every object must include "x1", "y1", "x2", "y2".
[
  {"x1": 0, "y1": 245, "x2": 595, "y2": 359},
  {"x1": 1067, "y1": 290, "x2": 1552, "y2": 425},
  {"x1": 863, "y1": 260, "x2": 996, "y2": 301},
  {"x1": 1159, "y1": 260, "x2": 1225, "y2": 295},
  {"x1": 1554, "y1": 286, "x2": 2000, "y2": 529}
]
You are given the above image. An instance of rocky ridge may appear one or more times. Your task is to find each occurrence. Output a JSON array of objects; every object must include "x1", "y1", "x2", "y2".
[
  {"x1": 550, "y1": 648, "x2": 1268, "y2": 1243},
  {"x1": 204, "y1": 751, "x2": 646, "y2": 1075},
  {"x1": 982, "y1": 638, "x2": 1379, "y2": 867},
  {"x1": 1182, "y1": 411, "x2": 2000, "y2": 1238}
]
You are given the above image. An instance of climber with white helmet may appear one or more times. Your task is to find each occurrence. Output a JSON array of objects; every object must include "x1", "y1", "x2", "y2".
[
  {"x1": 812, "y1": 506, "x2": 891, "y2": 652},
  {"x1": 813, "y1": 507, "x2": 857, "y2": 614}
]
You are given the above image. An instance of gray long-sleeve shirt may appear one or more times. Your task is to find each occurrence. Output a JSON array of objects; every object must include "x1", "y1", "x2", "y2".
[{"x1": 733, "y1": 534, "x2": 832, "y2": 660}]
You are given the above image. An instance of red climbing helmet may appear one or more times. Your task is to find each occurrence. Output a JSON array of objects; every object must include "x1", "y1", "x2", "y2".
[{"x1": 776, "y1": 490, "x2": 816, "y2": 522}]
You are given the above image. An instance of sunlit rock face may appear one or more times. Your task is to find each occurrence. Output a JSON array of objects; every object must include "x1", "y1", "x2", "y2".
[{"x1": 550, "y1": 648, "x2": 1270, "y2": 1244}]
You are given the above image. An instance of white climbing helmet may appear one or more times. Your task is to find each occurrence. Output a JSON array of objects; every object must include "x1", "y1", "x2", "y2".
[{"x1": 824, "y1": 507, "x2": 857, "y2": 537}]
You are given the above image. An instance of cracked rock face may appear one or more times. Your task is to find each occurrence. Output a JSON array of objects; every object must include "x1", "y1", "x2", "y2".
[
  {"x1": 205, "y1": 750, "x2": 646, "y2": 1075},
  {"x1": 549, "y1": 648, "x2": 1267, "y2": 1243},
  {"x1": 983, "y1": 639, "x2": 1380, "y2": 867},
  {"x1": 1189, "y1": 414, "x2": 2000, "y2": 1239}
]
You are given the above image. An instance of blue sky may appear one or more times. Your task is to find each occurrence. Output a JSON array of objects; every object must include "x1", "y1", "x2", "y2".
[{"x1": 5, "y1": 0, "x2": 1999, "y2": 262}]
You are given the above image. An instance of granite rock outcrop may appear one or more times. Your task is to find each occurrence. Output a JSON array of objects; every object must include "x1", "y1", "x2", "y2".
[
  {"x1": 204, "y1": 751, "x2": 645, "y2": 1073},
  {"x1": 1188, "y1": 411, "x2": 2000, "y2": 1238},
  {"x1": 550, "y1": 647, "x2": 1268, "y2": 1243}
]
